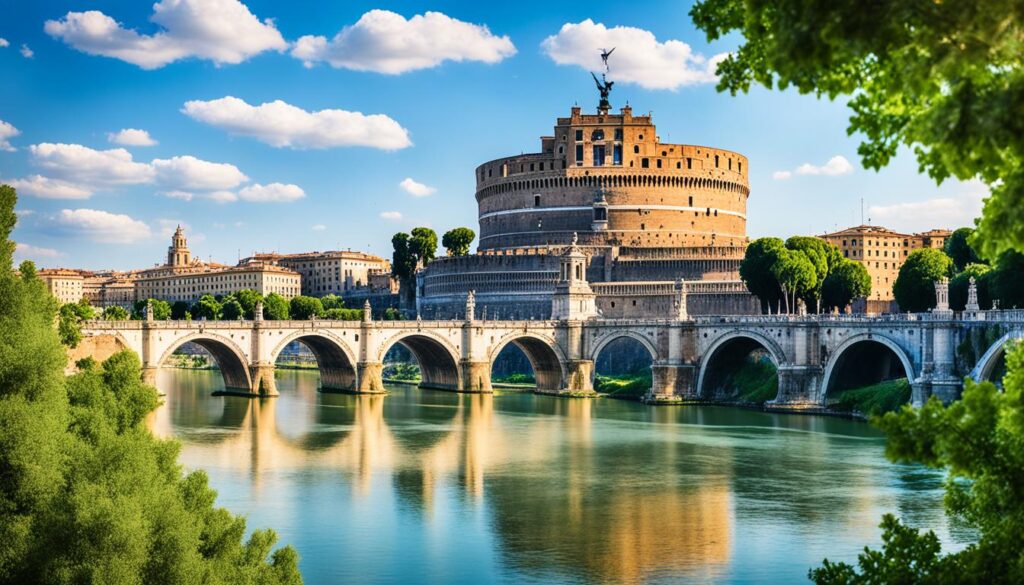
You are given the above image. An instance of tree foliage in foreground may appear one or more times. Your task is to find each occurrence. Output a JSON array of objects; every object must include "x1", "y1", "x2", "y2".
[
  {"x1": 0, "y1": 184, "x2": 302, "y2": 584},
  {"x1": 810, "y1": 343, "x2": 1024, "y2": 584},
  {"x1": 690, "y1": 0, "x2": 1024, "y2": 260}
]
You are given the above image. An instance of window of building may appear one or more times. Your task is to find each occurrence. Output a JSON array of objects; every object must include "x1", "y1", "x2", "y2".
[
  {"x1": 738, "y1": 162, "x2": 742, "y2": 173},
  {"x1": 593, "y1": 145, "x2": 605, "y2": 166},
  {"x1": 593, "y1": 207, "x2": 607, "y2": 221},
  {"x1": 592, "y1": 129, "x2": 604, "y2": 141},
  {"x1": 688, "y1": 196, "x2": 693, "y2": 206},
  {"x1": 613, "y1": 144, "x2": 622, "y2": 165},
  {"x1": 633, "y1": 145, "x2": 640, "y2": 154},
  {"x1": 575, "y1": 144, "x2": 583, "y2": 165},
  {"x1": 687, "y1": 158, "x2": 692, "y2": 169},
  {"x1": 638, "y1": 134, "x2": 643, "y2": 140},
  {"x1": 715, "y1": 155, "x2": 720, "y2": 167},
  {"x1": 641, "y1": 158, "x2": 649, "y2": 168},
  {"x1": 614, "y1": 129, "x2": 623, "y2": 140},
  {"x1": 534, "y1": 194, "x2": 541, "y2": 207},
  {"x1": 656, "y1": 159, "x2": 662, "y2": 168},
  {"x1": 558, "y1": 145, "x2": 564, "y2": 154},
  {"x1": 640, "y1": 223, "x2": 646, "y2": 230},
  {"x1": 575, "y1": 129, "x2": 583, "y2": 141}
]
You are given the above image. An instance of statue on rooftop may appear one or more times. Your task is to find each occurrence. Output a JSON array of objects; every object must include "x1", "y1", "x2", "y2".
[{"x1": 592, "y1": 72, "x2": 614, "y2": 112}]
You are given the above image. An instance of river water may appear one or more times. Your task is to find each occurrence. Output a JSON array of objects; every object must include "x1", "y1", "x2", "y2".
[{"x1": 150, "y1": 369, "x2": 970, "y2": 585}]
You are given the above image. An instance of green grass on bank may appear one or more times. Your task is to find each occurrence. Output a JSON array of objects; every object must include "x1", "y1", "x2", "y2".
[
  {"x1": 831, "y1": 378, "x2": 912, "y2": 416},
  {"x1": 595, "y1": 373, "x2": 652, "y2": 397},
  {"x1": 492, "y1": 373, "x2": 536, "y2": 385},
  {"x1": 734, "y1": 359, "x2": 779, "y2": 403}
]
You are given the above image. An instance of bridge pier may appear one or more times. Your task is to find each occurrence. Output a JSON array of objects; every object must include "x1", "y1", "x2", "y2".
[
  {"x1": 356, "y1": 362, "x2": 386, "y2": 394},
  {"x1": 563, "y1": 359, "x2": 595, "y2": 395},
  {"x1": 460, "y1": 360, "x2": 493, "y2": 393},
  {"x1": 249, "y1": 364, "x2": 278, "y2": 397},
  {"x1": 770, "y1": 365, "x2": 823, "y2": 410},
  {"x1": 648, "y1": 364, "x2": 697, "y2": 402}
]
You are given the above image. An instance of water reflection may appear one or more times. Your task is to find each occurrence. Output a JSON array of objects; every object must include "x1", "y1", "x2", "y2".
[{"x1": 151, "y1": 369, "x2": 965, "y2": 585}]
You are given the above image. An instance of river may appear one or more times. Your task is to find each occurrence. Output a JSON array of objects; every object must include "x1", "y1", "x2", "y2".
[{"x1": 150, "y1": 368, "x2": 971, "y2": 585}]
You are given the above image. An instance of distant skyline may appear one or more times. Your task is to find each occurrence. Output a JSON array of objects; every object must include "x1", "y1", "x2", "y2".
[{"x1": 2, "y1": 0, "x2": 983, "y2": 270}]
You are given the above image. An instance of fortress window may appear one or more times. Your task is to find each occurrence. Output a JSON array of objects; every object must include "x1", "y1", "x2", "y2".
[
  {"x1": 592, "y1": 129, "x2": 605, "y2": 140},
  {"x1": 593, "y1": 145, "x2": 605, "y2": 166},
  {"x1": 530, "y1": 163, "x2": 535, "y2": 171},
  {"x1": 558, "y1": 145, "x2": 564, "y2": 154},
  {"x1": 715, "y1": 155, "x2": 720, "y2": 167},
  {"x1": 662, "y1": 151, "x2": 667, "y2": 156},
  {"x1": 687, "y1": 158, "x2": 692, "y2": 169},
  {"x1": 688, "y1": 196, "x2": 693, "y2": 206},
  {"x1": 676, "y1": 162, "x2": 681, "y2": 169},
  {"x1": 575, "y1": 144, "x2": 583, "y2": 165},
  {"x1": 738, "y1": 162, "x2": 742, "y2": 172},
  {"x1": 575, "y1": 130, "x2": 583, "y2": 141},
  {"x1": 613, "y1": 144, "x2": 622, "y2": 165},
  {"x1": 638, "y1": 134, "x2": 643, "y2": 140},
  {"x1": 656, "y1": 159, "x2": 662, "y2": 168},
  {"x1": 728, "y1": 159, "x2": 732, "y2": 170},
  {"x1": 633, "y1": 145, "x2": 640, "y2": 154},
  {"x1": 593, "y1": 207, "x2": 607, "y2": 221},
  {"x1": 641, "y1": 223, "x2": 646, "y2": 230},
  {"x1": 614, "y1": 129, "x2": 623, "y2": 140},
  {"x1": 844, "y1": 250, "x2": 849, "y2": 257},
  {"x1": 534, "y1": 195, "x2": 541, "y2": 207},
  {"x1": 641, "y1": 158, "x2": 649, "y2": 168}
]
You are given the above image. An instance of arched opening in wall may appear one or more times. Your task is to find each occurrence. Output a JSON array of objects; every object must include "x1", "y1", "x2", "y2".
[
  {"x1": 382, "y1": 334, "x2": 461, "y2": 391},
  {"x1": 824, "y1": 340, "x2": 911, "y2": 414},
  {"x1": 490, "y1": 336, "x2": 564, "y2": 392},
  {"x1": 274, "y1": 335, "x2": 357, "y2": 394},
  {"x1": 699, "y1": 337, "x2": 778, "y2": 403},
  {"x1": 162, "y1": 338, "x2": 251, "y2": 395},
  {"x1": 593, "y1": 337, "x2": 653, "y2": 398}
]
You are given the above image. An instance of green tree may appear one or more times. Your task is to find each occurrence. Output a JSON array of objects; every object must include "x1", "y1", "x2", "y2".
[
  {"x1": 786, "y1": 236, "x2": 842, "y2": 311},
  {"x1": 390, "y1": 232, "x2": 417, "y2": 280},
  {"x1": 190, "y1": 295, "x2": 221, "y2": 321},
  {"x1": 810, "y1": 343, "x2": 1024, "y2": 584},
  {"x1": 893, "y1": 249, "x2": 953, "y2": 312},
  {"x1": 821, "y1": 260, "x2": 871, "y2": 311},
  {"x1": 442, "y1": 227, "x2": 476, "y2": 257},
  {"x1": 320, "y1": 294, "x2": 344, "y2": 310},
  {"x1": 689, "y1": 0, "x2": 1024, "y2": 260},
  {"x1": 262, "y1": 293, "x2": 290, "y2": 320},
  {"x1": 383, "y1": 307, "x2": 401, "y2": 321},
  {"x1": 988, "y1": 251, "x2": 1024, "y2": 309},
  {"x1": 740, "y1": 237, "x2": 786, "y2": 313},
  {"x1": 323, "y1": 308, "x2": 362, "y2": 320},
  {"x1": 101, "y1": 305, "x2": 129, "y2": 321},
  {"x1": 0, "y1": 185, "x2": 302, "y2": 584},
  {"x1": 289, "y1": 296, "x2": 323, "y2": 320},
  {"x1": 945, "y1": 227, "x2": 983, "y2": 272},
  {"x1": 950, "y1": 263, "x2": 992, "y2": 311},
  {"x1": 57, "y1": 303, "x2": 83, "y2": 348},
  {"x1": 170, "y1": 300, "x2": 190, "y2": 320},
  {"x1": 132, "y1": 299, "x2": 170, "y2": 321},
  {"x1": 772, "y1": 248, "x2": 817, "y2": 314},
  {"x1": 410, "y1": 227, "x2": 438, "y2": 266},
  {"x1": 234, "y1": 289, "x2": 263, "y2": 319},
  {"x1": 221, "y1": 298, "x2": 244, "y2": 320}
]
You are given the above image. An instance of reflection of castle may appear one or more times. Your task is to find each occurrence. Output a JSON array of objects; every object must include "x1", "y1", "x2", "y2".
[{"x1": 418, "y1": 96, "x2": 759, "y2": 319}]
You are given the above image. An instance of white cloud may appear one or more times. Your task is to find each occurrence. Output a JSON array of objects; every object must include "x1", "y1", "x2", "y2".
[
  {"x1": 44, "y1": 0, "x2": 286, "y2": 70},
  {"x1": 52, "y1": 208, "x2": 151, "y2": 243},
  {"x1": 207, "y1": 190, "x2": 238, "y2": 203},
  {"x1": 772, "y1": 170, "x2": 792, "y2": 180},
  {"x1": 151, "y1": 155, "x2": 248, "y2": 190},
  {"x1": 379, "y1": 211, "x2": 402, "y2": 220},
  {"x1": 182, "y1": 96, "x2": 412, "y2": 150},
  {"x1": 291, "y1": 10, "x2": 516, "y2": 73},
  {"x1": 399, "y1": 177, "x2": 435, "y2": 197},
  {"x1": 0, "y1": 38, "x2": 9, "y2": 48},
  {"x1": 20, "y1": 44, "x2": 33, "y2": 59},
  {"x1": 14, "y1": 243, "x2": 62, "y2": 260},
  {"x1": 161, "y1": 190, "x2": 194, "y2": 201},
  {"x1": 107, "y1": 128, "x2": 157, "y2": 146},
  {"x1": 30, "y1": 143, "x2": 155, "y2": 186},
  {"x1": 868, "y1": 181, "x2": 987, "y2": 233},
  {"x1": 795, "y1": 155, "x2": 854, "y2": 176},
  {"x1": 0, "y1": 119, "x2": 21, "y2": 151},
  {"x1": 312, "y1": 224, "x2": 326, "y2": 231},
  {"x1": 541, "y1": 20, "x2": 725, "y2": 90},
  {"x1": 7, "y1": 175, "x2": 93, "y2": 199},
  {"x1": 237, "y1": 182, "x2": 304, "y2": 202}
]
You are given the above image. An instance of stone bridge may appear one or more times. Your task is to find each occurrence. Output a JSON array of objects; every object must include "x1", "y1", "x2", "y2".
[{"x1": 79, "y1": 305, "x2": 1024, "y2": 410}]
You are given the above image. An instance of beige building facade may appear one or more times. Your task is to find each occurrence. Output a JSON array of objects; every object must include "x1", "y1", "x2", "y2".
[
  {"x1": 243, "y1": 250, "x2": 390, "y2": 297},
  {"x1": 39, "y1": 269, "x2": 85, "y2": 305},
  {"x1": 820, "y1": 225, "x2": 952, "y2": 301}
]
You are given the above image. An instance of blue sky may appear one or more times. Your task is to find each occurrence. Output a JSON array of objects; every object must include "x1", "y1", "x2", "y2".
[{"x1": 1, "y1": 0, "x2": 984, "y2": 270}]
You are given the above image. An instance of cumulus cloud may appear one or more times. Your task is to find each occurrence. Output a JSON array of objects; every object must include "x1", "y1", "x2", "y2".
[
  {"x1": 152, "y1": 155, "x2": 248, "y2": 190},
  {"x1": 182, "y1": 96, "x2": 412, "y2": 150},
  {"x1": 379, "y1": 211, "x2": 402, "y2": 220},
  {"x1": 107, "y1": 128, "x2": 157, "y2": 146},
  {"x1": 868, "y1": 181, "x2": 987, "y2": 233},
  {"x1": 52, "y1": 208, "x2": 151, "y2": 243},
  {"x1": 399, "y1": 177, "x2": 435, "y2": 197},
  {"x1": 291, "y1": 10, "x2": 515, "y2": 73},
  {"x1": 0, "y1": 119, "x2": 20, "y2": 151},
  {"x1": 774, "y1": 155, "x2": 854, "y2": 179},
  {"x1": 30, "y1": 143, "x2": 155, "y2": 186},
  {"x1": 161, "y1": 190, "x2": 194, "y2": 201},
  {"x1": 541, "y1": 20, "x2": 725, "y2": 90},
  {"x1": 0, "y1": 38, "x2": 9, "y2": 48},
  {"x1": 207, "y1": 190, "x2": 238, "y2": 203},
  {"x1": 7, "y1": 175, "x2": 93, "y2": 199},
  {"x1": 20, "y1": 44, "x2": 33, "y2": 59},
  {"x1": 15, "y1": 243, "x2": 62, "y2": 260},
  {"x1": 312, "y1": 224, "x2": 326, "y2": 231},
  {"x1": 44, "y1": 0, "x2": 287, "y2": 69},
  {"x1": 237, "y1": 182, "x2": 305, "y2": 202}
]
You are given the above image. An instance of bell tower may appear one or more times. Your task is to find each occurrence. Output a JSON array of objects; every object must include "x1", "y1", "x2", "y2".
[{"x1": 167, "y1": 225, "x2": 192, "y2": 267}]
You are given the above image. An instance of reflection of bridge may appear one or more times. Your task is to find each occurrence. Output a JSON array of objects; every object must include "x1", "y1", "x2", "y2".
[{"x1": 82, "y1": 303, "x2": 1024, "y2": 408}]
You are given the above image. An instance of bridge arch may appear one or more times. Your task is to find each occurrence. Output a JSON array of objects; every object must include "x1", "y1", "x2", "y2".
[
  {"x1": 821, "y1": 334, "x2": 915, "y2": 404},
  {"x1": 270, "y1": 330, "x2": 358, "y2": 392},
  {"x1": 156, "y1": 332, "x2": 252, "y2": 393},
  {"x1": 489, "y1": 332, "x2": 567, "y2": 392},
  {"x1": 972, "y1": 331, "x2": 1024, "y2": 384},
  {"x1": 696, "y1": 330, "x2": 785, "y2": 400},
  {"x1": 378, "y1": 331, "x2": 462, "y2": 391},
  {"x1": 589, "y1": 331, "x2": 659, "y2": 364}
]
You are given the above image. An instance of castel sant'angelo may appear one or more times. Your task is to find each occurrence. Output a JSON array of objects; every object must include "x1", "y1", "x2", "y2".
[{"x1": 417, "y1": 69, "x2": 760, "y2": 319}]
